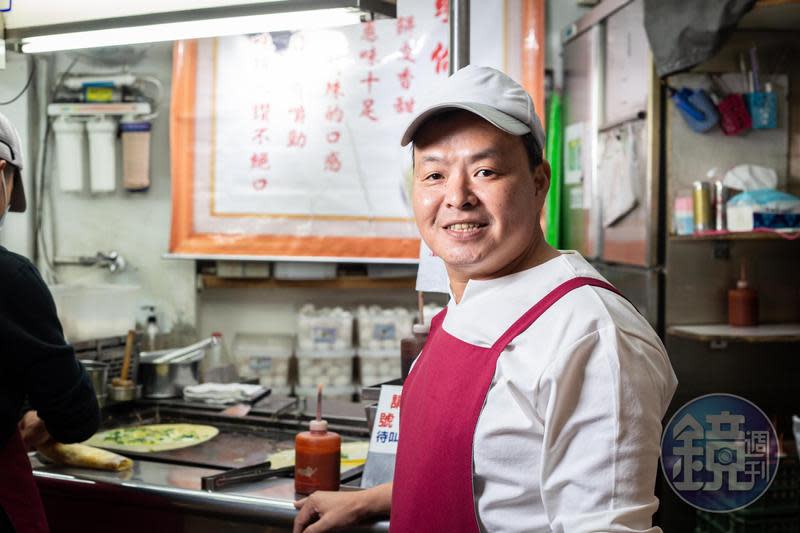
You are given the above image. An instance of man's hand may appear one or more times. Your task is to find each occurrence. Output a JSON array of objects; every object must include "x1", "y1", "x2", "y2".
[
  {"x1": 18, "y1": 410, "x2": 52, "y2": 451},
  {"x1": 293, "y1": 483, "x2": 392, "y2": 533}
]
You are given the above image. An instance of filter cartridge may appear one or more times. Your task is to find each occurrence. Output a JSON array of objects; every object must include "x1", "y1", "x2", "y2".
[
  {"x1": 120, "y1": 119, "x2": 151, "y2": 191},
  {"x1": 52, "y1": 117, "x2": 86, "y2": 192},
  {"x1": 87, "y1": 117, "x2": 117, "y2": 193}
]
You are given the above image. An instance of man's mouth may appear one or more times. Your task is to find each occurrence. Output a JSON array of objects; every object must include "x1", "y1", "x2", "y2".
[{"x1": 444, "y1": 222, "x2": 487, "y2": 232}]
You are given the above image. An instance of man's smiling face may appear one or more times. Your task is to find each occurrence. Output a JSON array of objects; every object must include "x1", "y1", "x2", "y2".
[{"x1": 412, "y1": 111, "x2": 549, "y2": 281}]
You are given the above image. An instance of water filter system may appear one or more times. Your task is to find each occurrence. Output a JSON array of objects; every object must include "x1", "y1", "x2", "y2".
[{"x1": 49, "y1": 74, "x2": 161, "y2": 193}]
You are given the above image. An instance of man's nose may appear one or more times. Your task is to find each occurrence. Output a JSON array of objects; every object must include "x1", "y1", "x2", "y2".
[{"x1": 444, "y1": 171, "x2": 477, "y2": 209}]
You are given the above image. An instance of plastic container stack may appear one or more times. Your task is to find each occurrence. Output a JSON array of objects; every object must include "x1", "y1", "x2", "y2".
[
  {"x1": 296, "y1": 305, "x2": 355, "y2": 397},
  {"x1": 232, "y1": 333, "x2": 294, "y2": 394},
  {"x1": 357, "y1": 306, "x2": 413, "y2": 385}
]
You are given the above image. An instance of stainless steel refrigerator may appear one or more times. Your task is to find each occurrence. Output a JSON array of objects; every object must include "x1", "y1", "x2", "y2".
[{"x1": 561, "y1": 0, "x2": 663, "y2": 330}]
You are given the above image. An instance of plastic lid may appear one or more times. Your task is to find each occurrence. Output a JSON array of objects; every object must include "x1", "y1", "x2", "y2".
[
  {"x1": 86, "y1": 118, "x2": 117, "y2": 132},
  {"x1": 309, "y1": 419, "x2": 328, "y2": 432},
  {"x1": 119, "y1": 120, "x2": 152, "y2": 132},
  {"x1": 52, "y1": 117, "x2": 85, "y2": 132}
]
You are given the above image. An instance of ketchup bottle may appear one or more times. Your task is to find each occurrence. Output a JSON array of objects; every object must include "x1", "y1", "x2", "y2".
[{"x1": 295, "y1": 385, "x2": 341, "y2": 494}]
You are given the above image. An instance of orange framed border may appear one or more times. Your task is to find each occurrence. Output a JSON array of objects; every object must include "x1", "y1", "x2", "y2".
[{"x1": 169, "y1": 40, "x2": 420, "y2": 260}]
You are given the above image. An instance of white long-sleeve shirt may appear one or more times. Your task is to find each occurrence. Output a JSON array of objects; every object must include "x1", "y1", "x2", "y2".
[{"x1": 439, "y1": 252, "x2": 677, "y2": 532}]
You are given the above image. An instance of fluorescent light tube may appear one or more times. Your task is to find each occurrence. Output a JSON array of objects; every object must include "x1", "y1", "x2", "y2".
[{"x1": 21, "y1": 8, "x2": 363, "y2": 53}]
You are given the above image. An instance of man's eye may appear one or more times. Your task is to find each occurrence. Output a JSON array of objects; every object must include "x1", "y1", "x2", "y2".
[
  {"x1": 476, "y1": 169, "x2": 495, "y2": 177},
  {"x1": 424, "y1": 173, "x2": 444, "y2": 181}
]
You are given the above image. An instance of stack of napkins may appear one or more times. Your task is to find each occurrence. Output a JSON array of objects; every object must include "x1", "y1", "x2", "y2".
[{"x1": 183, "y1": 383, "x2": 266, "y2": 404}]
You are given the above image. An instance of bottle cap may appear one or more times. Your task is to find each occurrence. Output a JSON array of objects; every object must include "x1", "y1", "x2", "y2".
[
  {"x1": 674, "y1": 196, "x2": 693, "y2": 211},
  {"x1": 212, "y1": 332, "x2": 222, "y2": 338},
  {"x1": 312, "y1": 384, "x2": 326, "y2": 431},
  {"x1": 309, "y1": 419, "x2": 328, "y2": 432},
  {"x1": 736, "y1": 262, "x2": 750, "y2": 289}
]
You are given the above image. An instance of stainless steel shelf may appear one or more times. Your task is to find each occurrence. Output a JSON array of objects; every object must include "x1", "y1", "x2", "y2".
[
  {"x1": 669, "y1": 231, "x2": 800, "y2": 241},
  {"x1": 667, "y1": 323, "x2": 800, "y2": 343}
]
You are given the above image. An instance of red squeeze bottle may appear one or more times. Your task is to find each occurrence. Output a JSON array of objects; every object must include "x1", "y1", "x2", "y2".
[
  {"x1": 728, "y1": 262, "x2": 758, "y2": 327},
  {"x1": 294, "y1": 385, "x2": 341, "y2": 495}
]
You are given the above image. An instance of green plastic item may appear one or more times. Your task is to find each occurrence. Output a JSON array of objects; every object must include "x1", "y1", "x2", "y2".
[{"x1": 544, "y1": 92, "x2": 563, "y2": 248}]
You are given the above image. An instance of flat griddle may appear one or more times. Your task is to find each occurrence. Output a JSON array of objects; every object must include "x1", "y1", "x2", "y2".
[
  {"x1": 97, "y1": 406, "x2": 296, "y2": 470},
  {"x1": 96, "y1": 397, "x2": 368, "y2": 471},
  {"x1": 125, "y1": 428, "x2": 296, "y2": 470}
]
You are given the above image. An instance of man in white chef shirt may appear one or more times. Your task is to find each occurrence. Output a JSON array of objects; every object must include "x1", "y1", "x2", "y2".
[{"x1": 294, "y1": 65, "x2": 677, "y2": 533}]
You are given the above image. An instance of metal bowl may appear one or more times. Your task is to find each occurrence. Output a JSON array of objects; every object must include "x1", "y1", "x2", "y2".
[
  {"x1": 109, "y1": 383, "x2": 137, "y2": 403},
  {"x1": 138, "y1": 349, "x2": 204, "y2": 398}
]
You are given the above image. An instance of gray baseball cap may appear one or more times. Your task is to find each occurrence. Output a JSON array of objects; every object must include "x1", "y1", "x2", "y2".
[
  {"x1": 400, "y1": 65, "x2": 545, "y2": 152},
  {"x1": 0, "y1": 111, "x2": 26, "y2": 213}
]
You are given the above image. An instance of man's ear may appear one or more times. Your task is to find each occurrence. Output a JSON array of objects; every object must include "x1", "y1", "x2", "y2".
[
  {"x1": 533, "y1": 161, "x2": 551, "y2": 197},
  {"x1": 0, "y1": 160, "x2": 9, "y2": 191}
]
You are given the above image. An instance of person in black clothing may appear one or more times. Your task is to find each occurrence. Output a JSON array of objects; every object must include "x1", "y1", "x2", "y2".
[{"x1": 0, "y1": 111, "x2": 100, "y2": 532}]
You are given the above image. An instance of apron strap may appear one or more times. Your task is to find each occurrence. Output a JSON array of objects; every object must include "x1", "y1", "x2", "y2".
[
  {"x1": 429, "y1": 307, "x2": 448, "y2": 331},
  {"x1": 491, "y1": 276, "x2": 624, "y2": 353}
]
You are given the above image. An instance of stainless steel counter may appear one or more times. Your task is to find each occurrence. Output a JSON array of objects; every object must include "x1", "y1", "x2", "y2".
[
  {"x1": 31, "y1": 397, "x2": 390, "y2": 532},
  {"x1": 32, "y1": 452, "x2": 390, "y2": 532}
]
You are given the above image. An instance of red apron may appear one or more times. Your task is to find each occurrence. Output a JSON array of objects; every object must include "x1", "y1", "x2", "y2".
[
  {"x1": 0, "y1": 429, "x2": 49, "y2": 533},
  {"x1": 390, "y1": 277, "x2": 622, "y2": 532}
]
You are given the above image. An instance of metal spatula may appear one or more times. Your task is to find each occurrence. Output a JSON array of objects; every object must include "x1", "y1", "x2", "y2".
[{"x1": 220, "y1": 387, "x2": 272, "y2": 417}]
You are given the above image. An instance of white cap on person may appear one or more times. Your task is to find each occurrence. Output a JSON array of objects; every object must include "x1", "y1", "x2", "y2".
[
  {"x1": 400, "y1": 65, "x2": 545, "y2": 153},
  {"x1": 0, "y1": 111, "x2": 26, "y2": 213}
]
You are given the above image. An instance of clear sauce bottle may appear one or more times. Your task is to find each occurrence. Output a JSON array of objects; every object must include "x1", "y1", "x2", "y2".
[{"x1": 201, "y1": 332, "x2": 239, "y2": 383}]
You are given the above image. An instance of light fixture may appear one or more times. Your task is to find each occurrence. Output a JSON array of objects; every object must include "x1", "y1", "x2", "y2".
[{"x1": 7, "y1": 1, "x2": 396, "y2": 54}]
